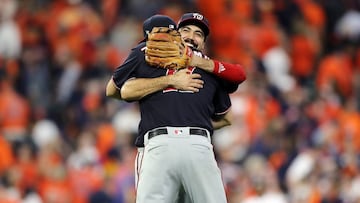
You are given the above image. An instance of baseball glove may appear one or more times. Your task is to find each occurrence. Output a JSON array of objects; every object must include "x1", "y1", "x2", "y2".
[{"x1": 145, "y1": 27, "x2": 193, "y2": 69}]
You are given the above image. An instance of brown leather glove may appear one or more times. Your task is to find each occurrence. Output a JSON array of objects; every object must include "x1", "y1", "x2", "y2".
[{"x1": 145, "y1": 27, "x2": 193, "y2": 69}]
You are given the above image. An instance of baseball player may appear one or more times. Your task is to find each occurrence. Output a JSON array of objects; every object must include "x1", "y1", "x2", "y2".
[
  {"x1": 107, "y1": 14, "x2": 246, "y2": 100},
  {"x1": 106, "y1": 13, "x2": 246, "y2": 203}
]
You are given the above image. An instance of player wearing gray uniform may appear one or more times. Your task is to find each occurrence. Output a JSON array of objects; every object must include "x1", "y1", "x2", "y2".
[
  {"x1": 106, "y1": 13, "x2": 246, "y2": 203},
  {"x1": 115, "y1": 43, "x2": 229, "y2": 203}
]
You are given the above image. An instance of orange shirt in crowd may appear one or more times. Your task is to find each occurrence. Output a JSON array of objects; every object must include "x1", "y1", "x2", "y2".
[
  {"x1": 0, "y1": 135, "x2": 14, "y2": 174},
  {"x1": 105, "y1": 45, "x2": 125, "y2": 70},
  {"x1": 296, "y1": 0, "x2": 326, "y2": 29},
  {"x1": 308, "y1": 187, "x2": 322, "y2": 203},
  {"x1": 316, "y1": 53, "x2": 354, "y2": 98},
  {"x1": 232, "y1": 0, "x2": 253, "y2": 21},
  {"x1": 244, "y1": 95, "x2": 281, "y2": 138},
  {"x1": 269, "y1": 150, "x2": 288, "y2": 171},
  {"x1": 43, "y1": 1, "x2": 104, "y2": 67},
  {"x1": 290, "y1": 34, "x2": 318, "y2": 78},
  {"x1": 0, "y1": 198, "x2": 20, "y2": 203},
  {"x1": 96, "y1": 123, "x2": 116, "y2": 161},
  {"x1": 250, "y1": 24, "x2": 281, "y2": 59},
  {"x1": 101, "y1": 0, "x2": 120, "y2": 31},
  {"x1": 82, "y1": 90, "x2": 101, "y2": 113},
  {"x1": 38, "y1": 178, "x2": 73, "y2": 203},
  {"x1": 68, "y1": 166, "x2": 104, "y2": 203},
  {"x1": 160, "y1": 4, "x2": 184, "y2": 24},
  {"x1": 14, "y1": 161, "x2": 39, "y2": 193},
  {"x1": 0, "y1": 80, "x2": 30, "y2": 137},
  {"x1": 305, "y1": 96, "x2": 342, "y2": 125},
  {"x1": 12, "y1": 143, "x2": 39, "y2": 194},
  {"x1": 356, "y1": 48, "x2": 360, "y2": 71},
  {"x1": 37, "y1": 147, "x2": 73, "y2": 203},
  {"x1": 337, "y1": 108, "x2": 360, "y2": 152},
  {"x1": 196, "y1": 0, "x2": 226, "y2": 19},
  {"x1": 209, "y1": 15, "x2": 242, "y2": 61}
]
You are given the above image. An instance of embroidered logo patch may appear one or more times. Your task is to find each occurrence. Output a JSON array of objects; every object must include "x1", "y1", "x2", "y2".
[{"x1": 174, "y1": 129, "x2": 183, "y2": 135}]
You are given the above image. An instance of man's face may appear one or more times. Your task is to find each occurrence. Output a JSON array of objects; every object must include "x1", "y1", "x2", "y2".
[{"x1": 178, "y1": 25, "x2": 205, "y2": 51}]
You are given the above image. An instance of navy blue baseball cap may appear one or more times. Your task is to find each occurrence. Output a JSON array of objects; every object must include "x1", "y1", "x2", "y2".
[
  {"x1": 177, "y1": 13, "x2": 210, "y2": 37},
  {"x1": 141, "y1": 15, "x2": 176, "y2": 42}
]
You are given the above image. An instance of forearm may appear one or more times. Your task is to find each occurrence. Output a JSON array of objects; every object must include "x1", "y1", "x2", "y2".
[
  {"x1": 190, "y1": 55, "x2": 246, "y2": 84},
  {"x1": 106, "y1": 77, "x2": 169, "y2": 101},
  {"x1": 190, "y1": 55, "x2": 214, "y2": 72},
  {"x1": 212, "y1": 111, "x2": 232, "y2": 130},
  {"x1": 212, "y1": 118, "x2": 231, "y2": 130},
  {"x1": 107, "y1": 69, "x2": 203, "y2": 101},
  {"x1": 121, "y1": 76, "x2": 171, "y2": 101}
]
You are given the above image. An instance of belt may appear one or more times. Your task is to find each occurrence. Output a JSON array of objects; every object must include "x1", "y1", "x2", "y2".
[{"x1": 148, "y1": 128, "x2": 208, "y2": 139}]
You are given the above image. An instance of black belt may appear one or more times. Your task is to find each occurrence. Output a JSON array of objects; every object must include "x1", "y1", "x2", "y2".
[{"x1": 148, "y1": 128, "x2": 208, "y2": 139}]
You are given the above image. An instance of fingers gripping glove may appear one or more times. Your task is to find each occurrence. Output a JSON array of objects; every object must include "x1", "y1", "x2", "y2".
[{"x1": 145, "y1": 27, "x2": 193, "y2": 69}]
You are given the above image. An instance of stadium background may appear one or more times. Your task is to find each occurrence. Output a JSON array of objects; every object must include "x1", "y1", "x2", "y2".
[{"x1": 0, "y1": 0, "x2": 360, "y2": 202}]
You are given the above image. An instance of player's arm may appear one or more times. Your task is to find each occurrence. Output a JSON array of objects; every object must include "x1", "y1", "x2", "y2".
[
  {"x1": 144, "y1": 27, "x2": 246, "y2": 84},
  {"x1": 121, "y1": 69, "x2": 203, "y2": 101},
  {"x1": 190, "y1": 55, "x2": 246, "y2": 84},
  {"x1": 106, "y1": 76, "x2": 170, "y2": 101},
  {"x1": 106, "y1": 78, "x2": 122, "y2": 99},
  {"x1": 106, "y1": 68, "x2": 204, "y2": 101},
  {"x1": 211, "y1": 110, "x2": 232, "y2": 130},
  {"x1": 211, "y1": 82, "x2": 233, "y2": 129}
]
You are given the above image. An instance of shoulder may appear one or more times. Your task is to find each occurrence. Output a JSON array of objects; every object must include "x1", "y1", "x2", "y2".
[
  {"x1": 193, "y1": 67, "x2": 238, "y2": 93},
  {"x1": 131, "y1": 42, "x2": 146, "y2": 55},
  {"x1": 220, "y1": 80, "x2": 239, "y2": 94}
]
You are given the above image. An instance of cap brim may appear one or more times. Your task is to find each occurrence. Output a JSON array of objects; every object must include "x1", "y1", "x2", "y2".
[{"x1": 178, "y1": 19, "x2": 209, "y2": 36}]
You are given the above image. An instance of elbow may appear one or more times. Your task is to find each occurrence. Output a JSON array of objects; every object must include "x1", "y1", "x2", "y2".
[
  {"x1": 232, "y1": 74, "x2": 246, "y2": 84},
  {"x1": 105, "y1": 85, "x2": 113, "y2": 97},
  {"x1": 105, "y1": 79, "x2": 121, "y2": 99},
  {"x1": 105, "y1": 90, "x2": 115, "y2": 98},
  {"x1": 105, "y1": 86, "x2": 113, "y2": 97},
  {"x1": 235, "y1": 65, "x2": 247, "y2": 84},
  {"x1": 238, "y1": 74, "x2": 246, "y2": 84},
  {"x1": 105, "y1": 90, "x2": 119, "y2": 99},
  {"x1": 217, "y1": 62, "x2": 247, "y2": 84},
  {"x1": 222, "y1": 110, "x2": 233, "y2": 127}
]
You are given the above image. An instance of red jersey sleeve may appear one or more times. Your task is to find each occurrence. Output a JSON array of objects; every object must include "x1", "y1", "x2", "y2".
[{"x1": 213, "y1": 60, "x2": 246, "y2": 84}]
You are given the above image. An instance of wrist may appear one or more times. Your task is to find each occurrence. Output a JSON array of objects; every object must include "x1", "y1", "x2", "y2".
[
  {"x1": 190, "y1": 55, "x2": 214, "y2": 72},
  {"x1": 166, "y1": 74, "x2": 175, "y2": 87},
  {"x1": 189, "y1": 54, "x2": 198, "y2": 67},
  {"x1": 213, "y1": 60, "x2": 220, "y2": 73}
]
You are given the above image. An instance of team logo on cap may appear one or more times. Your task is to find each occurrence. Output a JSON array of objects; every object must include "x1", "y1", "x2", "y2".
[{"x1": 192, "y1": 13, "x2": 203, "y2": 20}]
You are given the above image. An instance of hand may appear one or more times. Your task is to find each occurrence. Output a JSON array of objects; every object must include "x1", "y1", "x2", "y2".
[{"x1": 169, "y1": 68, "x2": 204, "y2": 92}]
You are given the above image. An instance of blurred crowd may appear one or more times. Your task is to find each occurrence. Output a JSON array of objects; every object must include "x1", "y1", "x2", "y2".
[{"x1": 0, "y1": 0, "x2": 360, "y2": 202}]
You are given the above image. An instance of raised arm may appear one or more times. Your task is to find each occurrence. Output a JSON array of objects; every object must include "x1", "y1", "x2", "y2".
[{"x1": 143, "y1": 27, "x2": 246, "y2": 85}]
